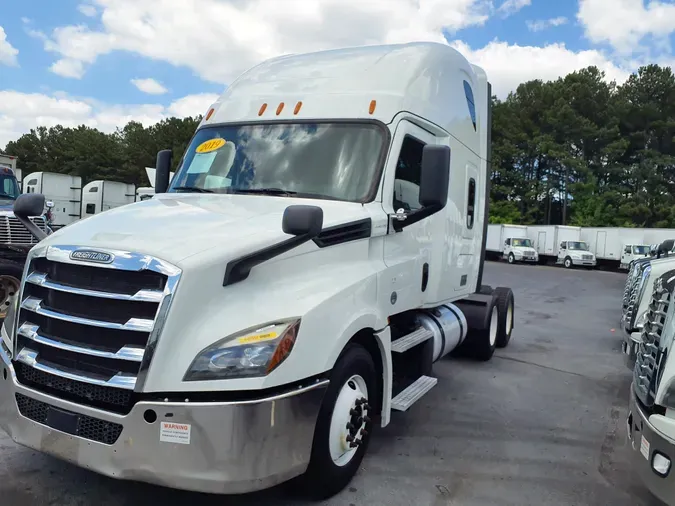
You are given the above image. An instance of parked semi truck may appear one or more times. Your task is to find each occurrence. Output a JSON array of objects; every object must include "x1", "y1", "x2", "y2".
[
  {"x1": 24, "y1": 172, "x2": 137, "y2": 228},
  {"x1": 0, "y1": 166, "x2": 51, "y2": 320},
  {"x1": 0, "y1": 42, "x2": 515, "y2": 499},
  {"x1": 626, "y1": 265, "x2": 675, "y2": 504},
  {"x1": 620, "y1": 241, "x2": 675, "y2": 369}
]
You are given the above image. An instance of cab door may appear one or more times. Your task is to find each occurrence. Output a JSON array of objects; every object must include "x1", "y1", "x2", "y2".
[
  {"x1": 379, "y1": 120, "x2": 437, "y2": 312},
  {"x1": 621, "y1": 245, "x2": 632, "y2": 266}
]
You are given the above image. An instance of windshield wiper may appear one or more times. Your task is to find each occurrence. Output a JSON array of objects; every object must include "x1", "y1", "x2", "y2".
[
  {"x1": 172, "y1": 186, "x2": 215, "y2": 193},
  {"x1": 229, "y1": 188, "x2": 298, "y2": 196}
]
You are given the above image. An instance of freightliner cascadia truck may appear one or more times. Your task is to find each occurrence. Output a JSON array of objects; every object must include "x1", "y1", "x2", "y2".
[{"x1": 0, "y1": 42, "x2": 515, "y2": 499}]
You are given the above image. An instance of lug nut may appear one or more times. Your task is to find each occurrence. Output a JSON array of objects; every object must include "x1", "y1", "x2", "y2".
[
  {"x1": 364, "y1": 416, "x2": 372, "y2": 423},
  {"x1": 346, "y1": 435, "x2": 354, "y2": 442},
  {"x1": 346, "y1": 422, "x2": 355, "y2": 430},
  {"x1": 350, "y1": 408, "x2": 359, "y2": 416},
  {"x1": 360, "y1": 429, "x2": 369, "y2": 436}
]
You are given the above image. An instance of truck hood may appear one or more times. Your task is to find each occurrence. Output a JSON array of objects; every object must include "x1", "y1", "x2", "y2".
[{"x1": 41, "y1": 193, "x2": 375, "y2": 265}]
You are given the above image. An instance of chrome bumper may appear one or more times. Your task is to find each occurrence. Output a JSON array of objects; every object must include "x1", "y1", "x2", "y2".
[
  {"x1": 0, "y1": 348, "x2": 328, "y2": 494},
  {"x1": 627, "y1": 387, "x2": 675, "y2": 505},
  {"x1": 572, "y1": 258, "x2": 596, "y2": 266}
]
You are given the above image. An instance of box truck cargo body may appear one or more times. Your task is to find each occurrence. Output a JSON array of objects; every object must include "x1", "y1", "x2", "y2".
[{"x1": 580, "y1": 227, "x2": 652, "y2": 269}]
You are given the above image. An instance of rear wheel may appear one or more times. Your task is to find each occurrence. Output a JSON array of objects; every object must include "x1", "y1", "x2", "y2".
[
  {"x1": 295, "y1": 344, "x2": 376, "y2": 500},
  {"x1": 494, "y1": 287, "x2": 515, "y2": 348},
  {"x1": 463, "y1": 301, "x2": 499, "y2": 361}
]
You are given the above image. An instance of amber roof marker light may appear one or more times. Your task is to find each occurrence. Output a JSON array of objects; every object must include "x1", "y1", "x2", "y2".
[
  {"x1": 258, "y1": 103, "x2": 268, "y2": 116},
  {"x1": 369, "y1": 100, "x2": 377, "y2": 114}
]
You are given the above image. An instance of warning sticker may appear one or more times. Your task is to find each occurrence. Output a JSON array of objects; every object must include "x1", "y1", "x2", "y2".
[
  {"x1": 237, "y1": 331, "x2": 278, "y2": 344},
  {"x1": 160, "y1": 422, "x2": 191, "y2": 445},
  {"x1": 640, "y1": 435, "x2": 650, "y2": 460},
  {"x1": 196, "y1": 138, "x2": 226, "y2": 154}
]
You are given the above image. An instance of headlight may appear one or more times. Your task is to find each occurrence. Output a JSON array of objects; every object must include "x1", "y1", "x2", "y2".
[
  {"x1": 636, "y1": 265, "x2": 652, "y2": 303},
  {"x1": 184, "y1": 319, "x2": 300, "y2": 381},
  {"x1": 635, "y1": 311, "x2": 648, "y2": 330}
]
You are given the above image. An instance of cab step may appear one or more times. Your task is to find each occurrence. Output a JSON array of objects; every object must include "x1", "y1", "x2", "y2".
[
  {"x1": 391, "y1": 327, "x2": 433, "y2": 353},
  {"x1": 391, "y1": 375, "x2": 437, "y2": 412}
]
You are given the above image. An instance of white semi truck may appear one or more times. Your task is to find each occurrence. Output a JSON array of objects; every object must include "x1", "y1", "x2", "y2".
[
  {"x1": 620, "y1": 241, "x2": 675, "y2": 370},
  {"x1": 0, "y1": 42, "x2": 516, "y2": 499},
  {"x1": 626, "y1": 264, "x2": 675, "y2": 504}
]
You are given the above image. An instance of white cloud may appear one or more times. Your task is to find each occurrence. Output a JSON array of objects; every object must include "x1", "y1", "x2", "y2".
[
  {"x1": 578, "y1": 0, "x2": 675, "y2": 54},
  {"x1": 0, "y1": 26, "x2": 19, "y2": 67},
  {"x1": 497, "y1": 0, "x2": 531, "y2": 16},
  {"x1": 131, "y1": 78, "x2": 169, "y2": 95},
  {"x1": 78, "y1": 4, "x2": 98, "y2": 17},
  {"x1": 40, "y1": 0, "x2": 494, "y2": 83},
  {"x1": 450, "y1": 39, "x2": 631, "y2": 98},
  {"x1": 0, "y1": 91, "x2": 218, "y2": 148},
  {"x1": 526, "y1": 16, "x2": 568, "y2": 32},
  {"x1": 50, "y1": 59, "x2": 85, "y2": 79}
]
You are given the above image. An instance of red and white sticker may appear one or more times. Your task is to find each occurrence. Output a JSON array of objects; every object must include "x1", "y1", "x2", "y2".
[
  {"x1": 160, "y1": 421, "x2": 191, "y2": 445},
  {"x1": 640, "y1": 435, "x2": 650, "y2": 460}
]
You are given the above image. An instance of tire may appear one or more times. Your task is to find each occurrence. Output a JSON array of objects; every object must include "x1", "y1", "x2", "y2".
[
  {"x1": 564, "y1": 257, "x2": 573, "y2": 269},
  {"x1": 508, "y1": 253, "x2": 515, "y2": 264},
  {"x1": 295, "y1": 344, "x2": 377, "y2": 500},
  {"x1": 0, "y1": 260, "x2": 23, "y2": 322},
  {"x1": 463, "y1": 298, "x2": 499, "y2": 361},
  {"x1": 494, "y1": 287, "x2": 514, "y2": 348}
]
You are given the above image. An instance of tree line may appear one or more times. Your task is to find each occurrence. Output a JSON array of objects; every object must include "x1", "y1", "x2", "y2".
[{"x1": 4, "y1": 63, "x2": 675, "y2": 227}]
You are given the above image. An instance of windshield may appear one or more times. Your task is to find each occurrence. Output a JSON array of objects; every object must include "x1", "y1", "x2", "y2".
[
  {"x1": 633, "y1": 245, "x2": 650, "y2": 255},
  {"x1": 512, "y1": 238, "x2": 532, "y2": 247},
  {"x1": 568, "y1": 241, "x2": 589, "y2": 251},
  {"x1": 169, "y1": 122, "x2": 386, "y2": 202},
  {"x1": 0, "y1": 173, "x2": 20, "y2": 200}
]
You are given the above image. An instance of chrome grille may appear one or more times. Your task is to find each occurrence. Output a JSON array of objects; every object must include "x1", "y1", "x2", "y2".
[
  {"x1": 11, "y1": 245, "x2": 181, "y2": 414},
  {"x1": 0, "y1": 216, "x2": 48, "y2": 245},
  {"x1": 623, "y1": 261, "x2": 648, "y2": 328},
  {"x1": 582, "y1": 254, "x2": 593, "y2": 260},
  {"x1": 633, "y1": 273, "x2": 672, "y2": 407},
  {"x1": 622, "y1": 263, "x2": 639, "y2": 309}
]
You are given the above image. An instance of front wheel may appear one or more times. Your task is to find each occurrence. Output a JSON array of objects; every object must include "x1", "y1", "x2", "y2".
[
  {"x1": 296, "y1": 344, "x2": 377, "y2": 500},
  {"x1": 0, "y1": 261, "x2": 23, "y2": 322},
  {"x1": 564, "y1": 257, "x2": 572, "y2": 269},
  {"x1": 508, "y1": 253, "x2": 515, "y2": 264}
]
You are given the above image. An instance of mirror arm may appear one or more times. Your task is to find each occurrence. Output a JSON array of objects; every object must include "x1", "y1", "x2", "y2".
[
  {"x1": 223, "y1": 231, "x2": 319, "y2": 286},
  {"x1": 391, "y1": 203, "x2": 442, "y2": 232}
]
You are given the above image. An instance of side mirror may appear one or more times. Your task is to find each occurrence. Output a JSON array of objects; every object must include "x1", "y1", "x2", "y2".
[
  {"x1": 658, "y1": 240, "x2": 675, "y2": 257},
  {"x1": 419, "y1": 145, "x2": 450, "y2": 208},
  {"x1": 282, "y1": 205, "x2": 323, "y2": 238},
  {"x1": 13, "y1": 193, "x2": 48, "y2": 241},
  {"x1": 155, "y1": 149, "x2": 173, "y2": 194}
]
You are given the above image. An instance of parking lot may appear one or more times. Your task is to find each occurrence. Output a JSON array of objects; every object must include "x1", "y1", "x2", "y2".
[{"x1": 0, "y1": 261, "x2": 659, "y2": 505}]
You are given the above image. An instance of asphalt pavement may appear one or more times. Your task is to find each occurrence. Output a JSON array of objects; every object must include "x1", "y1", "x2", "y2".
[{"x1": 0, "y1": 261, "x2": 660, "y2": 505}]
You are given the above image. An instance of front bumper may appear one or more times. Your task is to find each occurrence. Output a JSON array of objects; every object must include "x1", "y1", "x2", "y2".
[
  {"x1": 515, "y1": 255, "x2": 538, "y2": 263},
  {"x1": 627, "y1": 387, "x2": 675, "y2": 505},
  {"x1": 621, "y1": 319, "x2": 641, "y2": 371},
  {"x1": 572, "y1": 258, "x2": 596, "y2": 266},
  {"x1": 0, "y1": 348, "x2": 328, "y2": 494}
]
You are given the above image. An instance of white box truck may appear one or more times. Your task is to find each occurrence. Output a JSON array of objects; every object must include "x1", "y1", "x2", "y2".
[
  {"x1": 487, "y1": 224, "x2": 536, "y2": 264},
  {"x1": 526, "y1": 225, "x2": 580, "y2": 261},
  {"x1": 0, "y1": 42, "x2": 516, "y2": 499},
  {"x1": 580, "y1": 227, "x2": 650, "y2": 269},
  {"x1": 81, "y1": 181, "x2": 136, "y2": 218},
  {"x1": 23, "y1": 172, "x2": 82, "y2": 229}
]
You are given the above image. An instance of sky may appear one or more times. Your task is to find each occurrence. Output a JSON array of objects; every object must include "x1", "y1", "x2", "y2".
[{"x1": 0, "y1": 0, "x2": 674, "y2": 148}]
